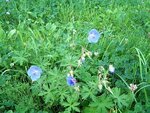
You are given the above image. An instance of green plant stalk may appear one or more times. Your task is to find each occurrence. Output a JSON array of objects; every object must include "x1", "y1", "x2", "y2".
[
  {"x1": 102, "y1": 40, "x2": 113, "y2": 60},
  {"x1": 1, "y1": 69, "x2": 10, "y2": 76},
  {"x1": 116, "y1": 74, "x2": 129, "y2": 88},
  {"x1": 116, "y1": 73, "x2": 137, "y2": 103},
  {"x1": 135, "y1": 48, "x2": 148, "y2": 103},
  {"x1": 135, "y1": 84, "x2": 150, "y2": 95},
  {"x1": 139, "y1": 59, "x2": 148, "y2": 102},
  {"x1": 137, "y1": 82, "x2": 147, "y2": 87}
]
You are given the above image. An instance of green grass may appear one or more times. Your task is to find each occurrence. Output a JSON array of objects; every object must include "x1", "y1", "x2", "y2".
[{"x1": 0, "y1": 0, "x2": 150, "y2": 113}]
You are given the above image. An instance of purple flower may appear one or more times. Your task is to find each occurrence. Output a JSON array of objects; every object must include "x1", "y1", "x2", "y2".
[
  {"x1": 88, "y1": 29, "x2": 101, "y2": 43},
  {"x1": 27, "y1": 65, "x2": 42, "y2": 81},
  {"x1": 66, "y1": 76, "x2": 76, "y2": 86}
]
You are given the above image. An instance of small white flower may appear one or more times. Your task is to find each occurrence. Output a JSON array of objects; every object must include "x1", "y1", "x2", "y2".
[
  {"x1": 6, "y1": 12, "x2": 10, "y2": 15},
  {"x1": 6, "y1": 0, "x2": 10, "y2": 2},
  {"x1": 67, "y1": 73, "x2": 70, "y2": 77},
  {"x1": 94, "y1": 52, "x2": 99, "y2": 56},
  {"x1": 78, "y1": 56, "x2": 85, "y2": 67},
  {"x1": 10, "y1": 63, "x2": 14, "y2": 67},
  {"x1": 109, "y1": 64, "x2": 115, "y2": 73},
  {"x1": 129, "y1": 84, "x2": 137, "y2": 92},
  {"x1": 81, "y1": 56, "x2": 85, "y2": 63},
  {"x1": 98, "y1": 84, "x2": 103, "y2": 91}
]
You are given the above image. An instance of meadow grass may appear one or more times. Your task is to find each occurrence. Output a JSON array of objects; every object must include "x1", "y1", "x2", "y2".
[{"x1": 0, "y1": 0, "x2": 150, "y2": 113}]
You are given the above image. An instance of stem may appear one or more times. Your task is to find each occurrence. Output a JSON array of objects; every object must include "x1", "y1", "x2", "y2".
[
  {"x1": 131, "y1": 92, "x2": 137, "y2": 103},
  {"x1": 137, "y1": 82, "x2": 147, "y2": 87},
  {"x1": 1, "y1": 69, "x2": 11, "y2": 76},
  {"x1": 135, "y1": 47, "x2": 148, "y2": 103},
  {"x1": 135, "y1": 84, "x2": 150, "y2": 95},
  {"x1": 116, "y1": 73, "x2": 129, "y2": 88},
  {"x1": 116, "y1": 73, "x2": 137, "y2": 103},
  {"x1": 102, "y1": 40, "x2": 113, "y2": 60}
]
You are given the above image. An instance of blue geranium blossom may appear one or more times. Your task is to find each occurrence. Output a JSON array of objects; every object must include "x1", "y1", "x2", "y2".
[
  {"x1": 27, "y1": 65, "x2": 42, "y2": 81},
  {"x1": 66, "y1": 76, "x2": 76, "y2": 86},
  {"x1": 88, "y1": 29, "x2": 101, "y2": 43}
]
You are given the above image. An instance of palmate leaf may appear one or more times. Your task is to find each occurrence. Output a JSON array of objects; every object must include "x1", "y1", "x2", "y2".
[
  {"x1": 89, "y1": 94, "x2": 114, "y2": 113},
  {"x1": 62, "y1": 97, "x2": 80, "y2": 112},
  {"x1": 112, "y1": 88, "x2": 129, "y2": 108}
]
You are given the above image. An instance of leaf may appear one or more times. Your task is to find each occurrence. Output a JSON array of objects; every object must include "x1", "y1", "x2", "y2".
[
  {"x1": 8, "y1": 29, "x2": 17, "y2": 39},
  {"x1": 62, "y1": 96, "x2": 80, "y2": 112},
  {"x1": 82, "y1": 107, "x2": 97, "y2": 113},
  {"x1": 134, "y1": 102, "x2": 143, "y2": 113},
  {"x1": 112, "y1": 88, "x2": 129, "y2": 108},
  {"x1": 12, "y1": 50, "x2": 29, "y2": 66},
  {"x1": 89, "y1": 94, "x2": 114, "y2": 113}
]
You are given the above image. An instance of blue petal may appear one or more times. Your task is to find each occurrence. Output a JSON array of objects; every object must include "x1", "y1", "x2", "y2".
[
  {"x1": 88, "y1": 29, "x2": 100, "y2": 43},
  {"x1": 27, "y1": 65, "x2": 42, "y2": 81},
  {"x1": 66, "y1": 76, "x2": 76, "y2": 86}
]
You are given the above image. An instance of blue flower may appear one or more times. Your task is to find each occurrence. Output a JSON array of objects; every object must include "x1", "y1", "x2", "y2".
[
  {"x1": 88, "y1": 29, "x2": 101, "y2": 43},
  {"x1": 66, "y1": 76, "x2": 76, "y2": 86},
  {"x1": 27, "y1": 65, "x2": 42, "y2": 81}
]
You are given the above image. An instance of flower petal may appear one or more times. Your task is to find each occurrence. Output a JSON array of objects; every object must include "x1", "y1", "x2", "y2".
[
  {"x1": 88, "y1": 29, "x2": 100, "y2": 43},
  {"x1": 27, "y1": 65, "x2": 42, "y2": 81}
]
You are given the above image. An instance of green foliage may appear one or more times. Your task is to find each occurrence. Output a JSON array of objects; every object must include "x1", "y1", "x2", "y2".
[
  {"x1": 112, "y1": 88, "x2": 132, "y2": 109},
  {"x1": 89, "y1": 94, "x2": 114, "y2": 113},
  {"x1": 0, "y1": 0, "x2": 150, "y2": 112}
]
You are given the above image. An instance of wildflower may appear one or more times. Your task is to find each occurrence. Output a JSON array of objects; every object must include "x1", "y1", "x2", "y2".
[
  {"x1": 88, "y1": 29, "x2": 101, "y2": 43},
  {"x1": 78, "y1": 55, "x2": 85, "y2": 67},
  {"x1": 27, "y1": 65, "x2": 42, "y2": 81},
  {"x1": 94, "y1": 52, "x2": 99, "y2": 56},
  {"x1": 81, "y1": 55, "x2": 85, "y2": 63},
  {"x1": 109, "y1": 64, "x2": 115, "y2": 74},
  {"x1": 98, "y1": 84, "x2": 103, "y2": 91},
  {"x1": 82, "y1": 53, "x2": 86, "y2": 58},
  {"x1": 6, "y1": 12, "x2": 10, "y2": 15},
  {"x1": 129, "y1": 84, "x2": 137, "y2": 92},
  {"x1": 10, "y1": 63, "x2": 14, "y2": 67},
  {"x1": 66, "y1": 76, "x2": 76, "y2": 86}
]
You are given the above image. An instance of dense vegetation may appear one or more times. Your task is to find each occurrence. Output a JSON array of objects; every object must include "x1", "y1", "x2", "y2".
[{"x1": 0, "y1": 0, "x2": 150, "y2": 113}]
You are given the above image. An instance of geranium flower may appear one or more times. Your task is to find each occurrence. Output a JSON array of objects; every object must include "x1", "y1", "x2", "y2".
[
  {"x1": 27, "y1": 65, "x2": 42, "y2": 81},
  {"x1": 109, "y1": 64, "x2": 115, "y2": 74},
  {"x1": 88, "y1": 29, "x2": 101, "y2": 43},
  {"x1": 66, "y1": 76, "x2": 76, "y2": 86}
]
